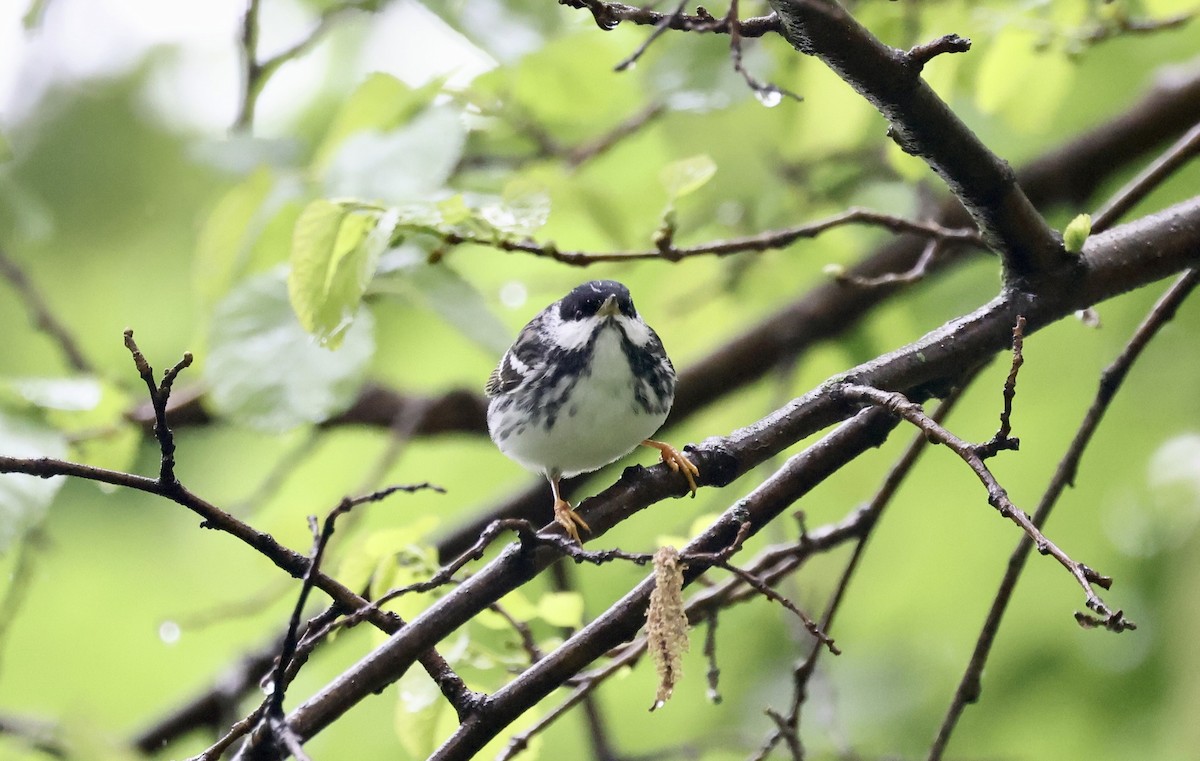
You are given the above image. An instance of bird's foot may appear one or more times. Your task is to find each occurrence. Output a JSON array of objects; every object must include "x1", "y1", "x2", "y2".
[
  {"x1": 553, "y1": 497, "x2": 591, "y2": 543},
  {"x1": 642, "y1": 439, "x2": 700, "y2": 497}
]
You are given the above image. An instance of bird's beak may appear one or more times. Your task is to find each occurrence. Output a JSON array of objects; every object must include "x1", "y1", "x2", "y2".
[{"x1": 597, "y1": 295, "x2": 620, "y2": 318}]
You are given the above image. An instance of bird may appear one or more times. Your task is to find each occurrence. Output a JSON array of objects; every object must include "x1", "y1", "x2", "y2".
[{"x1": 486, "y1": 280, "x2": 699, "y2": 543}]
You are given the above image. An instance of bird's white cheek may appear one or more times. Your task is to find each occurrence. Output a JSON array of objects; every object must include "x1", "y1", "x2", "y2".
[
  {"x1": 615, "y1": 315, "x2": 653, "y2": 347},
  {"x1": 549, "y1": 314, "x2": 597, "y2": 350}
]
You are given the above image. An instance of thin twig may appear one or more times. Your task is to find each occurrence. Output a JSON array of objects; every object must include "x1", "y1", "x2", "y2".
[
  {"x1": 833, "y1": 237, "x2": 942, "y2": 288},
  {"x1": 1092, "y1": 119, "x2": 1200, "y2": 233},
  {"x1": 755, "y1": 383, "x2": 973, "y2": 760},
  {"x1": 972, "y1": 316, "x2": 1025, "y2": 459},
  {"x1": 123, "y1": 330, "x2": 192, "y2": 484},
  {"x1": 836, "y1": 383, "x2": 1133, "y2": 631},
  {"x1": 0, "y1": 526, "x2": 49, "y2": 678},
  {"x1": 1078, "y1": 8, "x2": 1197, "y2": 45},
  {"x1": 927, "y1": 269, "x2": 1200, "y2": 760},
  {"x1": 702, "y1": 612, "x2": 722, "y2": 704},
  {"x1": 0, "y1": 246, "x2": 93, "y2": 373},
  {"x1": 905, "y1": 33, "x2": 972, "y2": 72},
  {"x1": 727, "y1": 0, "x2": 801, "y2": 106},
  {"x1": 560, "y1": 0, "x2": 779, "y2": 37},
  {"x1": 437, "y1": 207, "x2": 986, "y2": 266},
  {"x1": 234, "y1": 0, "x2": 379, "y2": 132},
  {"x1": 269, "y1": 485, "x2": 442, "y2": 714},
  {"x1": 614, "y1": 0, "x2": 686, "y2": 72}
]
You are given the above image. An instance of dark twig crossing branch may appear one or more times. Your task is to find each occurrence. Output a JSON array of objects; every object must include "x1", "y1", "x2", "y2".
[
  {"x1": 123, "y1": 330, "x2": 191, "y2": 484},
  {"x1": 836, "y1": 383, "x2": 1133, "y2": 632},
  {"x1": 753, "y1": 383, "x2": 974, "y2": 761},
  {"x1": 927, "y1": 268, "x2": 1200, "y2": 761},
  {"x1": 437, "y1": 207, "x2": 986, "y2": 266},
  {"x1": 252, "y1": 484, "x2": 443, "y2": 760},
  {"x1": 1092, "y1": 119, "x2": 1200, "y2": 233},
  {"x1": 972, "y1": 316, "x2": 1025, "y2": 459},
  {"x1": 234, "y1": 0, "x2": 379, "y2": 132}
]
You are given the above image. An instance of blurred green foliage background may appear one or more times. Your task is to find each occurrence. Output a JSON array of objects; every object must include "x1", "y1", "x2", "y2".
[{"x1": 1, "y1": 0, "x2": 1199, "y2": 759}]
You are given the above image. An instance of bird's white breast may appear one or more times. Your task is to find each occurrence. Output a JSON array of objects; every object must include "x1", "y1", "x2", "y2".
[{"x1": 492, "y1": 324, "x2": 669, "y2": 478}]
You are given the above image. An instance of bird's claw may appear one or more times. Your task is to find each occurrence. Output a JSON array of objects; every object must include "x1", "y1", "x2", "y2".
[
  {"x1": 643, "y1": 439, "x2": 700, "y2": 498},
  {"x1": 553, "y1": 498, "x2": 590, "y2": 543}
]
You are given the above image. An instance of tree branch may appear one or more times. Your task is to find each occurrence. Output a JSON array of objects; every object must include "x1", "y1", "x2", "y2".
[
  {"x1": 766, "y1": 0, "x2": 1071, "y2": 285},
  {"x1": 927, "y1": 268, "x2": 1200, "y2": 760},
  {"x1": 237, "y1": 196, "x2": 1200, "y2": 757},
  {"x1": 130, "y1": 69, "x2": 1200, "y2": 752}
]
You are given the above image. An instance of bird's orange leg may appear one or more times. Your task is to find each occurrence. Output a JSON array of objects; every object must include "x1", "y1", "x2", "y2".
[
  {"x1": 642, "y1": 439, "x2": 700, "y2": 497},
  {"x1": 549, "y1": 476, "x2": 590, "y2": 543}
]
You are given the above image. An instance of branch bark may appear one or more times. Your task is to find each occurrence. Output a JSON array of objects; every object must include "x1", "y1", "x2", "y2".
[
  {"x1": 767, "y1": 0, "x2": 1071, "y2": 285},
  {"x1": 237, "y1": 196, "x2": 1200, "y2": 757}
]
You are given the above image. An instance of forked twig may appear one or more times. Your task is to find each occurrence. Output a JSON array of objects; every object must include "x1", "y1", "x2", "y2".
[
  {"x1": 927, "y1": 269, "x2": 1199, "y2": 760},
  {"x1": 836, "y1": 383, "x2": 1133, "y2": 632}
]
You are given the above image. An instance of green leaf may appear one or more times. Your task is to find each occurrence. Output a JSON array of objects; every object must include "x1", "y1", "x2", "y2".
[
  {"x1": 660, "y1": 154, "x2": 717, "y2": 204},
  {"x1": 194, "y1": 167, "x2": 277, "y2": 305},
  {"x1": 0, "y1": 412, "x2": 67, "y2": 552},
  {"x1": 206, "y1": 270, "x2": 375, "y2": 432},
  {"x1": 288, "y1": 199, "x2": 395, "y2": 347},
  {"x1": 373, "y1": 245, "x2": 512, "y2": 354},
  {"x1": 437, "y1": 194, "x2": 473, "y2": 226},
  {"x1": 5, "y1": 377, "x2": 102, "y2": 411},
  {"x1": 312, "y1": 73, "x2": 444, "y2": 173},
  {"x1": 321, "y1": 106, "x2": 466, "y2": 202},
  {"x1": 2, "y1": 378, "x2": 140, "y2": 475},
  {"x1": 0, "y1": 129, "x2": 11, "y2": 163},
  {"x1": 480, "y1": 180, "x2": 551, "y2": 236},
  {"x1": 1063, "y1": 213, "x2": 1092, "y2": 254}
]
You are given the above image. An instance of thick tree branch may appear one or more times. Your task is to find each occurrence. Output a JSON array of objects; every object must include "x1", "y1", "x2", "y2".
[
  {"x1": 766, "y1": 0, "x2": 1071, "y2": 285},
  {"x1": 239, "y1": 198, "x2": 1200, "y2": 756},
  {"x1": 131, "y1": 69, "x2": 1200, "y2": 752},
  {"x1": 558, "y1": 0, "x2": 780, "y2": 37}
]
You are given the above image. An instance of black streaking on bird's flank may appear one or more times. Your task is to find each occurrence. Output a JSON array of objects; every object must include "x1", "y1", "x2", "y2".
[{"x1": 486, "y1": 280, "x2": 699, "y2": 542}]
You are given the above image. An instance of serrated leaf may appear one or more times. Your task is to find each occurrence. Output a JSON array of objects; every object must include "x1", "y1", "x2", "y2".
[
  {"x1": 321, "y1": 107, "x2": 466, "y2": 202},
  {"x1": 1063, "y1": 213, "x2": 1092, "y2": 254},
  {"x1": 0, "y1": 412, "x2": 68, "y2": 552},
  {"x1": 206, "y1": 270, "x2": 375, "y2": 432},
  {"x1": 194, "y1": 167, "x2": 277, "y2": 305},
  {"x1": 373, "y1": 245, "x2": 512, "y2": 354},
  {"x1": 660, "y1": 155, "x2": 717, "y2": 202},
  {"x1": 289, "y1": 200, "x2": 395, "y2": 347}
]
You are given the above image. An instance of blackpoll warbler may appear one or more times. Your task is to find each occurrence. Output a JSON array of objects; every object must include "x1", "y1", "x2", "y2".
[{"x1": 486, "y1": 280, "x2": 699, "y2": 542}]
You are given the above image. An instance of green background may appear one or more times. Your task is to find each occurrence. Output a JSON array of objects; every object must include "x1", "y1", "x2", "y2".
[{"x1": 1, "y1": 1, "x2": 1199, "y2": 759}]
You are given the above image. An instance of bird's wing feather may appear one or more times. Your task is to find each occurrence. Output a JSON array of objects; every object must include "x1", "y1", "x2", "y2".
[{"x1": 485, "y1": 315, "x2": 551, "y2": 397}]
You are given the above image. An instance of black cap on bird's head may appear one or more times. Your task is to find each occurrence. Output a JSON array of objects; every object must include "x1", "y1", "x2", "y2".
[{"x1": 559, "y1": 280, "x2": 637, "y2": 322}]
